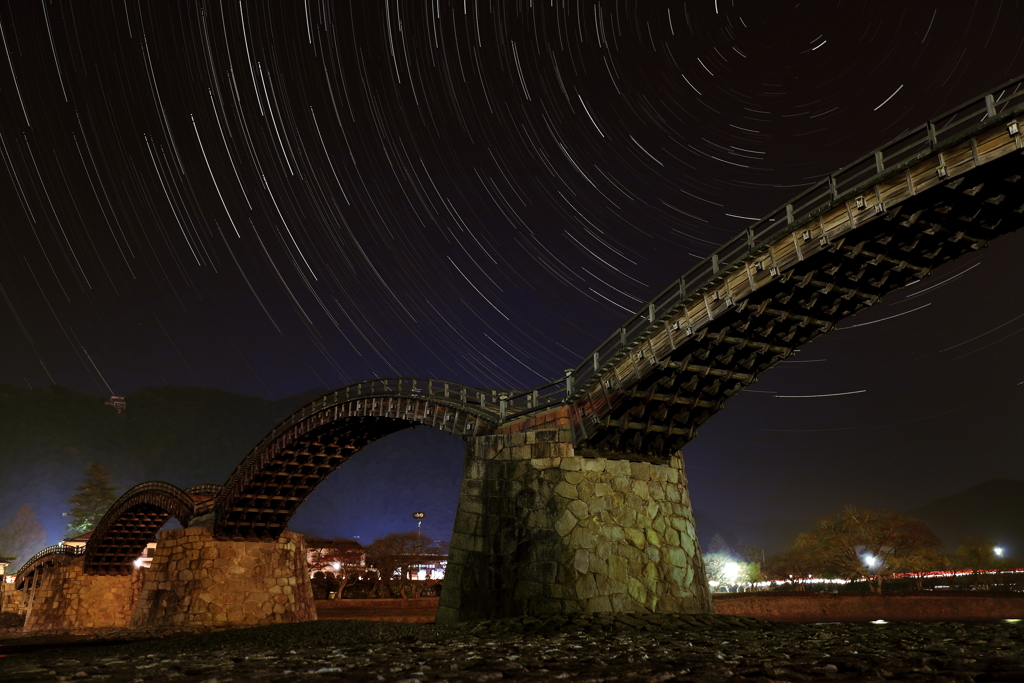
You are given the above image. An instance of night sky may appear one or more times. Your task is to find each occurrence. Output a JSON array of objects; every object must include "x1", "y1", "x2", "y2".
[{"x1": 3, "y1": 1, "x2": 1024, "y2": 553}]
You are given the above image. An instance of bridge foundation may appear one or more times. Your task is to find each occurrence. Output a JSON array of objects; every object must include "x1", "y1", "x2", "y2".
[
  {"x1": 438, "y1": 415, "x2": 712, "y2": 622},
  {"x1": 130, "y1": 527, "x2": 315, "y2": 629},
  {"x1": 21, "y1": 557, "x2": 143, "y2": 632}
]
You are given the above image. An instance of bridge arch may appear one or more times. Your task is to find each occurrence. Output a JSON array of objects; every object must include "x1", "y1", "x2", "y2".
[
  {"x1": 213, "y1": 378, "x2": 503, "y2": 540},
  {"x1": 14, "y1": 545, "x2": 84, "y2": 591},
  {"x1": 82, "y1": 481, "x2": 203, "y2": 575}
]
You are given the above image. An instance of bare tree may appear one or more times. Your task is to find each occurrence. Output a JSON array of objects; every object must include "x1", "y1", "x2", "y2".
[{"x1": 784, "y1": 507, "x2": 944, "y2": 593}]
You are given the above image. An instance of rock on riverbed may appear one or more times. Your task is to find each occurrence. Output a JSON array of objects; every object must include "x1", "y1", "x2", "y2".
[{"x1": 1, "y1": 613, "x2": 1023, "y2": 681}]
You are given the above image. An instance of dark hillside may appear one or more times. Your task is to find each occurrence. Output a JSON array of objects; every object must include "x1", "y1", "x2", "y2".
[
  {"x1": 909, "y1": 479, "x2": 1024, "y2": 556},
  {"x1": 0, "y1": 385, "x2": 318, "y2": 562}
]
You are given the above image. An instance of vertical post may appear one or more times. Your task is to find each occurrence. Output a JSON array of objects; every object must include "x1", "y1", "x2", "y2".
[
  {"x1": 927, "y1": 121, "x2": 938, "y2": 148},
  {"x1": 829, "y1": 175, "x2": 837, "y2": 200},
  {"x1": 786, "y1": 204, "x2": 794, "y2": 225},
  {"x1": 499, "y1": 393, "x2": 508, "y2": 421},
  {"x1": 593, "y1": 352, "x2": 599, "y2": 372},
  {"x1": 648, "y1": 303, "x2": 656, "y2": 322},
  {"x1": 678, "y1": 277, "x2": 686, "y2": 298},
  {"x1": 619, "y1": 327, "x2": 627, "y2": 347},
  {"x1": 711, "y1": 253, "x2": 719, "y2": 273},
  {"x1": 564, "y1": 369, "x2": 574, "y2": 399},
  {"x1": 874, "y1": 150, "x2": 884, "y2": 174},
  {"x1": 985, "y1": 93, "x2": 997, "y2": 118},
  {"x1": 746, "y1": 228, "x2": 755, "y2": 249}
]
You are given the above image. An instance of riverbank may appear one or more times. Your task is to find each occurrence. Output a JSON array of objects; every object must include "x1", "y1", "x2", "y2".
[
  {"x1": 2, "y1": 613, "x2": 1023, "y2": 681},
  {"x1": 714, "y1": 590, "x2": 1024, "y2": 622}
]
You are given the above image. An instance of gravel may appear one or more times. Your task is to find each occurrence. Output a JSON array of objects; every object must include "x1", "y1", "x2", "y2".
[{"x1": 1, "y1": 614, "x2": 1023, "y2": 682}]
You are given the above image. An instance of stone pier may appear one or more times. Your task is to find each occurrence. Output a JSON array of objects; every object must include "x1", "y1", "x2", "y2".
[
  {"x1": 21, "y1": 557, "x2": 143, "y2": 632},
  {"x1": 437, "y1": 413, "x2": 712, "y2": 622},
  {"x1": 130, "y1": 527, "x2": 316, "y2": 629}
]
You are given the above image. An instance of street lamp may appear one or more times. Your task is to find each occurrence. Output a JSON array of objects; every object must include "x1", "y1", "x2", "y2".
[
  {"x1": 413, "y1": 511, "x2": 425, "y2": 540},
  {"x1": 994, "y1": 546, "x2": 1005, "y2": 558},
  {"x1": 863, "y1": 554, "x2": 878, "y2": 570}
]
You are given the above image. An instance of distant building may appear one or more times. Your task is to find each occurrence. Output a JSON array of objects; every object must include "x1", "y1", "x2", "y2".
[{"x1": 105, "y1": 396, "x2": 127, "y2": 414}]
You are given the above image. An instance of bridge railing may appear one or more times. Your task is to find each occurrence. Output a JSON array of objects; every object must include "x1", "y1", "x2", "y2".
[
  {"x1": 500, "y1": 72, "x2": 1024, "y2": 420},
  {"x1": 244, "y1": 377, "x2": 515, "y2": 455},
  {"x1": 14, "y1": 544, "x2": 84, "y2": 576},
  {"x1": 183, "y1": 484, "x2": 223, "y2": 496},
  {"x1": 102, "y1": 481, "x2": 193, "y2": 513}
]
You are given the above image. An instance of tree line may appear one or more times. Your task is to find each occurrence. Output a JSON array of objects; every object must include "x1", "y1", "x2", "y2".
[{"x1": 705, "y1": 506, "x2": 1016, "y2": 593}]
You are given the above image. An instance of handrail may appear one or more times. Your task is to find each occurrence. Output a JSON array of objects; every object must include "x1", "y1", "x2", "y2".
[{"x1": 184, "y1": 484, "x2": 223, "y2": 496}]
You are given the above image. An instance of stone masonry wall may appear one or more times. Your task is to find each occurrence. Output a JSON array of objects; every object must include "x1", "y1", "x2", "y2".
[
  {"x1": 437, "y1": 429, "x2": 712, "y2": 622},
  {"x1": 0, "y1": 581, "x2": 26, "y2": 616},
  {"x1": 21, "y1": 557, "x2": 143, "y2": 632},
  {"x1": 130, "y1": 528, "x2": 316, "y2": 629}
]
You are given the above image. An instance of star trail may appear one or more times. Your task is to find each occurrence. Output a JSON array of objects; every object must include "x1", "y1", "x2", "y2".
[{"x1": 3, "y1": 1, "x2": 1024, "y2": 551}]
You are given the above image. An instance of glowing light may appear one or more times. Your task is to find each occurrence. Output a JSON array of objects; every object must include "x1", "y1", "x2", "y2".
[
  {"x1": 994, "y1": 547, "x2": 1005, "y2": 558},
  {"x1": 133, "y1": 558, "x2": 144, "y2": 568},
  {"x1": 332, "y1": 562, "x2": 341, "y2": 571},
  {"x1": 723, "y1": 562, "x2": 742, "y2": 582},
  {"x1": 871, "y1": 619, "x2": 888, "y2": 624},
  {"x1": 863, "y1": 554, "x2": 879, "y2": 569}
]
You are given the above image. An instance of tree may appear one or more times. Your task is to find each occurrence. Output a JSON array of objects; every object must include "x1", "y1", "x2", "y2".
[
  {"x1": 950, "y1": 536, "x2": 1004, "y2": 571},
  {"x1": 785, "y1": 507, "x2": 943, "y2": 593},
  {"x1": 704, "y1": 552, "x2": 762, "y2": 591},
  {"x1": 0, "y1": 504, "x2": 47, "y2": 564},
  {"x1": 63, "y1": 461, "x2": 119, "y2": 536},
  {"x1": 365, "y1": 531, "x2": 441, "y2": 598},
  {"x1": 764, "y1": 544, "x2": 818, "y2": 587}
]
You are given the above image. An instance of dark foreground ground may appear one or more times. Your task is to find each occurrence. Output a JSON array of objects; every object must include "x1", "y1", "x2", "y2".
[{"x1": 2, "y1": 614, "x2": 1023, "y2": 682}]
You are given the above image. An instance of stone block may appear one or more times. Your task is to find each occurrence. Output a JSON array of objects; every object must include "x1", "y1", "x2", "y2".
[
  {"x1": 607, "y1": 555, "x2": 629, "y2": 585},
  {"x1": 610, "y1": 592, "x2": 637, "y2": 612},
  {"x1": 554, "y1": 509, "x2": 577, "y2": 537},
  {"x1": 582, "y1": 458, "x2": 606, "y2": 472},
  {"x1": 563, "y1": 470, "x2": 585, "y2": 485},
  {"x1": 679, "y1": 530, "x2": 695, "y2": 557},
  {"x1": 569, "y1": 525, "x2": 598, "y2": 550},
  {"x1": 605, "y1": 460, "x2": 632, "y2": 476},
  {"x1": 630, "y1": 462, "x2": 652, "y2": 481},
  {"x1": 627, "y1": 577, "x2": 648, "y2": 605},
  {"x1": 624, "y1": 528, "x2": 646, "y2": 548},
  {"x1": 553, "y1": 481, "x2": 578, "y2": 499},
  {"x1": 665, "y1": 547, "x2": 690, "y2": 568},
  {"x1": 560, "y1": 456, "x2": 582, "y2": 471},
  {"x1": 610, "y1": 476, "x2": 633, "y2": 496},
  {"x1": 567, "y1": 498, "x2": 589, "y2": 520}
]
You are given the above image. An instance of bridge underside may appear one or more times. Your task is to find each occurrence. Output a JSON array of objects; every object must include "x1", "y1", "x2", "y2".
[
  {"x1": 214, "y1": 416, "x2": 416, "y2": 540},
  {"x1": 578, "y1": 151, "x2": 1024, "y2": 456},
  {"x1": 84, "y1": 503, "x2": 174, "y2": 575}
]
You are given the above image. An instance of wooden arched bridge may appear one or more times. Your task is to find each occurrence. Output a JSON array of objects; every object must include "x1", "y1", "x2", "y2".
[{"x1": 12, "y1": 75, "x2": 1024, "y2": 625}]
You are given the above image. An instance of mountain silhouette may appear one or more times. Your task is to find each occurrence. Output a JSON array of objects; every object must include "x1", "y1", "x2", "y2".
[{"x1": 909, "y1": 479, "x2": 1024, "y2": 556}]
